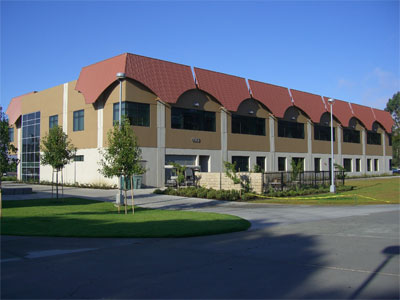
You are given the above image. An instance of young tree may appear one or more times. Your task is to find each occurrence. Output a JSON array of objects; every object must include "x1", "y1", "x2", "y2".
[
  {"x1": 0, "y1": 108, "x2": 17, "y2": 218},
  {"x1": 40, "y1": 125, "x2": 76, "y2": 200},
  {"x1": 99, "y1": 117, "x2": 145, "y2": 215},
  {"x1": 385, "y1": 92, "x2": 400, "y2": 166}
]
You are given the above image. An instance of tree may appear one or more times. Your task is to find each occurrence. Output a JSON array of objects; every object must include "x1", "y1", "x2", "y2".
[
  {"x1": 99, "y1": 117, "x2": 145, "y2": 215},
  {"x1": 385, "y1": 92, "x2": 400, "y2": 166},
  {"x1": 0, "y1": 108, "x2": 18, "y2": 217},
  {"x1": 40, "y1": 125, "x2": 76, "y2": 200}
]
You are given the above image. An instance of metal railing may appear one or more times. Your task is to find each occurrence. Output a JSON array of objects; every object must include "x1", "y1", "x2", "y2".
[{"x1": 263, "y1": 170, "x2": 345, "y2": 192}]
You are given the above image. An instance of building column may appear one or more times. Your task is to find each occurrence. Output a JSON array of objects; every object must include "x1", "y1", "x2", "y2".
[
  {"x1": 17, "y1": 127, "x2": 21, "y2": 180},
  {"x1": 157, "y1": 100, "x2": 166, "y2": 187},
  {"x1": 382, "y1": 132, "x2": 386, "y2": 172},
  {"x1": 307, "y1": 120, "x2": 312, "y2": 171},
  {"x1": 97, "y1": 99, "x2": 104, "y2": 149},
  {"x1": 362, "y1": 129, "x2": 367, "y2": 174},
  {"x1": 337, "y1": 125, "x2": 342, "y2": 167},
  {"x1": 269, "y1": 116, "x2": 276, "y2": 172},
  {"x1": 220, "y1": 108, "x2": 228, "y2": 172},
  {"x1": 63, "y1": 83, "x2": 68, "y2": 134}
]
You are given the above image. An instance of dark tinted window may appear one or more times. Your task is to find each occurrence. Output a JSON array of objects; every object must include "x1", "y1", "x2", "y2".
[
  {"x1": 113, "y1": 102, "x2": 150, "y2": 127},
  {"x1": 231, "y1": 114, "x2": 265, "y2": 136},
  {"x1": 314, "y1": 124, "x2": 335, "y2": 141},
  {"x1": 278, "y1": 157, "x2": 286, "y2": 171},
  {"x1": 278, "y1": 120, "x2": 304, "y2": 139},
  {"x1": 73, "y1": 110, "x2": 84, "y2": 131},
  {"x1": 343, "y1": 128, "x2": 360, "y2": 143},
  {"x1": 8, "y1": 128, "x2": 14, "y2": 142},
  {"x1": 49, "y1": 115, "x2": 58, "y2": 129},
  {"x1": 171, "y1": 107, "x2": 216, "y2": 132},
  {"x1": 343, "y1": 158, "x2": 352, "y2": 172},
  {"x1": 232, "y1": 156, "x2": 249, "y2": 172},
  {"x1": 367, "y1": 131, "x2": 381, "y2": 145}
]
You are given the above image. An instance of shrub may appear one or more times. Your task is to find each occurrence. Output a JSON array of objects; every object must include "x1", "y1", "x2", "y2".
[
  {"x1": 241, "y1": 193, "x2": 253, "y2": 201},
  {"x1": 215, "y1": 190, "x2": 224, "y2": 200},
  {"x1": 229, "y1": 190, "x2": 240, "y2": 201},
  {"x1": 153, "y1": 188, "x2": 164, "y2": 194},
  {"x1": 207, "y1": 189, "x2": 217, "y2": 199},
  {"x1": 196, "y1": 187, "x2": 208, "y2": 199}
]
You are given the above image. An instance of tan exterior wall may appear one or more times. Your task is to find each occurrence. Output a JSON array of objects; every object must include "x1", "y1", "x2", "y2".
[
  {"x1": 366, "y1": 125, "x2": 384, "y2": 156},
  {"x1": 342, "y1": 121, "x2": 364, "y2": 155},
  {"x1": 227, "y1": 99, "x2": 270, "y2": 152},
  {"x1": 21, "y1": 84, "x2": 64, "y2": 138},
  {"x1": 9, "y1": 122, "x2": 18, "y2": 152},
  {"x1": 275, "y1": 111, "x2": 308, "y2": 153},
  {"x1": 311, "y1": 119, "x2": 339, "y2": 154},
  {"x1": 165, "y1": 90, "x2": 221, "y2": 150},
  {"x1": 197, "y1": 172, "x2": 263, "y2": 194},
  {"x1": 102, "y1": 79, "x2": 158, "y2": 148},
  {"x1": 386, "y1": 133, "x2": 392, "y2": 156},
  {"x1": 68, "y1": 81, "x2": 97, "y2": 149}
]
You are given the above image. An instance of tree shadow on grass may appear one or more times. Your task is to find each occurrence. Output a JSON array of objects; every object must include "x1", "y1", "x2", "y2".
[{"x1": 2, "y1": 198, "x2": 101, "y2": 209}]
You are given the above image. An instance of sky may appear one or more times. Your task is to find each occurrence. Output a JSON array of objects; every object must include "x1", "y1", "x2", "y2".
[{"x1": 1, "y1": 0, "x2": 399, "y2": 112}]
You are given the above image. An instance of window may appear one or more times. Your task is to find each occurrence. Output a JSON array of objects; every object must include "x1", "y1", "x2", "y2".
[
  {"x1": 256, "y1": 157, "x2": 266, "y2": 172},
  {"x1": 374, "y1": 159, "x2": 379, "y2": 171},
  {"x1": 356, "y1": 159, "x2": 361, "y2": 172},
  {"x1": 367, "y1": 159, "x2": 371, "y2": 172},
  {"x1": 343, "y1": 128, "x2": 360, "y2": 143},
  {"x1": 388, "y1": 134, "x2": 392, "y2": 146},
  {"x1": 389, "y1": 159, "x2": 392, "y2": 170},
  {"x1": 232, "y1": 156, "x2": 249, "y2": 172},
  {"x1": 231, "y1": 114, "x2": 265, "y2": 136},
  {"x1": 49, "y1": 115, "x2": 58, "y2": 129},
  {"x1": 343, "y1": 158, "x2": 352, "y2": 172},
  {"x1": 171, "y1": 107, "x2": 216, "y2": 132},
  {"x1": 113, "y1": 102, "x2": 150, "y2": 127},
  {"x1": 314, "y1": 158, "x2": 321, "y2": 172},
  {"x1": 367, "y1": 131, "x2": 381, "y2": 145},
  {"x1": 73, "y1": 110, "x2": 84, "y2": 131},
  {"x1": 8, "y1": 127, "x2": 14, "y2": 142},
  {"x1": 21, "y1": 111, "x2": 40, "y2": 181},
  {"x1": 314, "y1": 124, "x2": 335, "y2": 141},
  {"x1": 292, "y1": 157, "x2": 305, "y2": 171},
  {"x1": 278, "y1": 120, "x2": 304, "y2": 139},
  {"x1": 278, "y1": 157, "x2": 286, "y2": 171},
  {"x1": 74, "y1": 155, "x2": 84, "y2": 162}
]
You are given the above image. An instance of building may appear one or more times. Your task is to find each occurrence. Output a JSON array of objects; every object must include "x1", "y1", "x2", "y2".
[{"x1": 6, "y1": 53, "x2": 394, "y2": 187}]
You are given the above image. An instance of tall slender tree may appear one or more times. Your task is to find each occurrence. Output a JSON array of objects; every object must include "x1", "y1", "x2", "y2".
[
  {"x1": 0, "y1": 108, "x2": 17, "y2": 217},
  {"x1": 40, "y1": 125, "x2": 76, "y2": 200},
  {"x1": 99, "y1": 117, "x2": 145, "y2": 215},
  {"x1": 385, "y1": 92, "x2": 400, "y2": 166}
]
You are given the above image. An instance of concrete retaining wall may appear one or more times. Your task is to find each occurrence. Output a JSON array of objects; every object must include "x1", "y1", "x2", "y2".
[{"x1": 197, "y1": 172, "x2": 263, "y2": 194}]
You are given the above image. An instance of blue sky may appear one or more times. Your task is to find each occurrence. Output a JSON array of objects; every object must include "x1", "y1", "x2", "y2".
[{"x1": 1, "y1": 0, "x2": 399, "y2": 111}]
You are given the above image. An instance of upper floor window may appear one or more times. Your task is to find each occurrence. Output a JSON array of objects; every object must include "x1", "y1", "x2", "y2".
[
  {"x1": 278, "y1": 120, "x2": 304, "y2": 139},
  {"x1": 314, "y1": 124, "x2": 335, "y2": 141},
  {"x1": 343, "y1": 128, "x2": 360, "y2": 143},
  {"x1": 49, "y1": 115, "x2": 58, "y2": 129},
  {"x1": 73, "y1": 110, "x2": 84, "y2": 132},
  {"x1": 231, "y1": 114, "x2": 265, "y2": 136},
  {"x1": 171, "y1": 107, "x2": 216, "y2": 132},
  {"x1": 367, "y1": 131, "x2": 381, "y2": 145},
  {"x1": 8, "y1": 127, "x2": 14, "y2": 142},
  {"x1": 113, "y1": 101, "x2": 150, "y2": 127},
  {"x1": 388, "y1": 134, "x2": 392, "y2": 146}
]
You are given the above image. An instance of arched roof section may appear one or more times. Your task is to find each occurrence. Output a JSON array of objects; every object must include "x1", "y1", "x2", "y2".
[
  {"x1": 76, "y1": 53, "x2": 196, "y2": 104},
  {"x1": 193, "y1": 67, "x2": 250, "y2": 112},
  {"x1": 323, "y1": 97, "x2": 354, "y2": 127},
  {"x1": 350, "y1": 103, "x2": 375, "y2": 130},
  {"x1": 372, "y1": 108, "x2": 394, "y2": 133},
  {"x1": 6, "y1": 91, "x2": 36, "y2": 125},
  {"x1": 290, "y1": 89, "x2": 327, "y2": 123},
  {"x1": 247, "y1": 80, "x2": 293, "y2": 118}
]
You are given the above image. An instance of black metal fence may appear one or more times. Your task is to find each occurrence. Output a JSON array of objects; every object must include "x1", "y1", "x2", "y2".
[{"x1": 263, "y1": 170, "x2": 345, "y2": 192}]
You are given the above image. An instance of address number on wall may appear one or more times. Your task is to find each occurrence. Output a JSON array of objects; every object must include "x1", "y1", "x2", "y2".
[{"x1": 192, "y1": 138, "x2": 201, "y2": 143}]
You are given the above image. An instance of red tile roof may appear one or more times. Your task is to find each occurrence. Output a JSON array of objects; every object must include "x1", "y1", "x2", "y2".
[
  {"x1": 372, "y1": 109, "x2": 394, "y2": 133},
  {"x1": 248, "y1": 80, "x2": 293, "y2": 118},
  {"x1": 6, "y1": 92, "x2": 36, "y2": 125},
  {"x1": 323, "y1": 97, "x2": 354, "y2": 127},
  {"x1": 291, "y1": 89, "x2": 327, "y2": 123},
  {"x1": 75, "y1": 53, "x2": 196, "y2": 104},
  {"x1": 194, "y1": 67, "x2": 250, "y2": 111},
  {"x1": 351, "y1": 103, "x2": 376, "y2": 130}
]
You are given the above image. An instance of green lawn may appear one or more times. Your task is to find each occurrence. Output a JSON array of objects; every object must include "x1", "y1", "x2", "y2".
[
  {"x1": 250, "y1": 177, "x2": 400, "y2": 205},
  {"x1": 1, "y1": 198, "x2": 250, "y2": 237}
]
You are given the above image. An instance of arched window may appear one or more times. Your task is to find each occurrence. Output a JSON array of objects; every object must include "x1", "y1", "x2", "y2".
[{"x1": 278, "y1": 107, "x2": 304, "y2": 139}]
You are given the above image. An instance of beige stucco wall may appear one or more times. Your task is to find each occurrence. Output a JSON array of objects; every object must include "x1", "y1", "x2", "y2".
[
  {"x1": 342, "y1": 121, "x2": 364, "y2": 155},
  {"x1": 275, "y1": 110, "x2": 308, "y2": 153},
  {"x1": 21, "y1": 84, "x2": 64, "y2": 138},
  {"x1": 165, "y1": 89, "x2": 221, "y2": 150},
  {"x1": 67, "y1": 81, "x2": 97, "y2": 149},
  {"x1": 102, "y1": 79, "x2": 158, "y2": 148},
  {"x1": 227, "y1": 99, "x2": 270, "y2": 152}
]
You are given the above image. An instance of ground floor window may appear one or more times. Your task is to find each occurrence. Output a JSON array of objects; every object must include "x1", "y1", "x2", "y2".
[
  {"x1": 367, "y1": 159, "x2": 371, "y2": 172},
  {"x1": 356, "y1": 159, "x2": 361, "y2": 172},
  {"x1": 314, "y1": 158, "x2": 321, "y2": 172},
  {"x1": 278, "y1": 157, "x2": 286, "y2": 171},
  {"x1": 232, "y1": 156, "x2": 249, "y2": 172},
  {"x1": 374, "y1": 159, "x2": 379, "y2": 171},
  {"x1": 292, "y1": 157, "x2": 305, "y2": 171},
  {"x1": 199, "y1": 155, "x2": 209, "y2": 172},
  {"x1": 389, "y1": 159, "x2": 392, "y2": 170},
  {"x1": 256, "y1": 156, "x2": 266, "y2": 172},
  {"x1": 343, "y1": 158, "x2": 352, "y2": 172}
]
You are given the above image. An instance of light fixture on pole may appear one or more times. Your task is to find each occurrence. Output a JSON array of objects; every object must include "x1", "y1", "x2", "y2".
[
  {"x1": 116, "y1": 72, "x2": 126, "y2": 205},
  {"x1": 328, "y1": 98, "x2": 336, "y2": 193}
]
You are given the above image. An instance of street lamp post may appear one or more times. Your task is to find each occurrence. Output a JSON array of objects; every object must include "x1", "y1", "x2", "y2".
[
  {"x1": 328, "y1": 98, "x2": 336, "y2": 193},
  {"x1": 116, "y1": 72, "x2": 126, "y2": 204}
]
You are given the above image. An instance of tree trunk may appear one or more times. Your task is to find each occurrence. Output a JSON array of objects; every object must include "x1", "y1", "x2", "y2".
[
  {"x1": 124, "y1": 188, "x2": 128, "y2": 215},
  {"x1": 131, "y1": 176, "x2": 134, "y2": 215}
]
